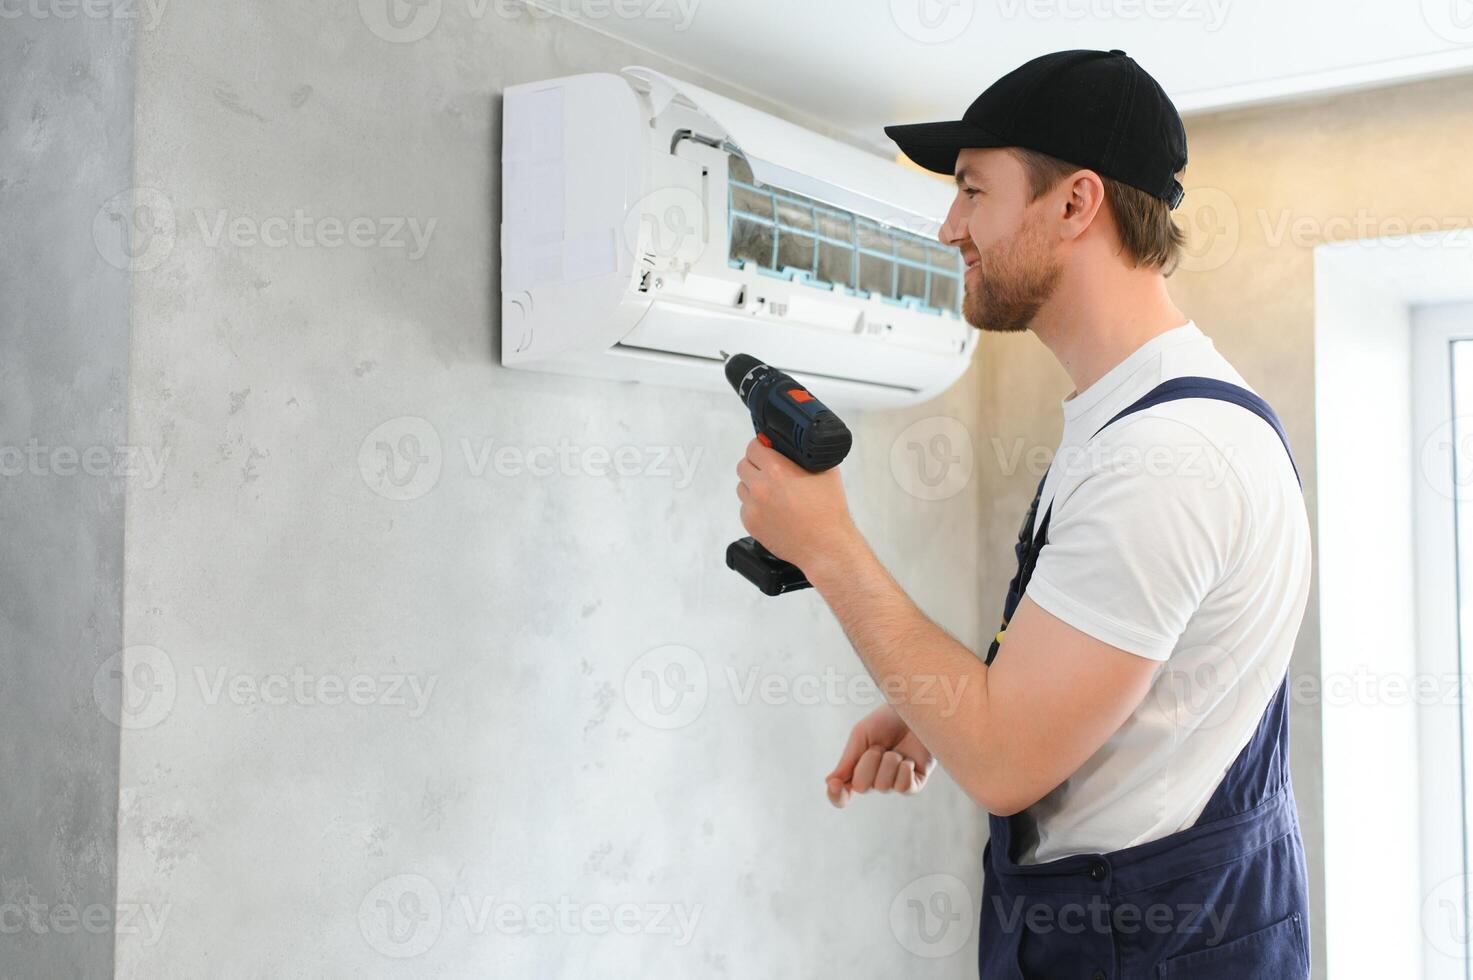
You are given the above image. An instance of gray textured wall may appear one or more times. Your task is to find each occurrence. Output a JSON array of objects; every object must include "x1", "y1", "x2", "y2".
[
  {"x1": 0, "y1": 11, "x2": 135, "y2": 980},
  {"x1": 114, "y1": 3, "x2": 986, "y2": 977}
]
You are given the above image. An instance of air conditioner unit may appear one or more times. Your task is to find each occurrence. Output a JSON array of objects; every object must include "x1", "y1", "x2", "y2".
[{"x1": 500, "y1": 66, "x2": 978, "y2": 410}]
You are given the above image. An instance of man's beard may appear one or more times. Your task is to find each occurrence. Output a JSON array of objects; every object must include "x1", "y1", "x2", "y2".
[{"x1": 962, "y1": 215, "x2": 1062, "y2": 334}]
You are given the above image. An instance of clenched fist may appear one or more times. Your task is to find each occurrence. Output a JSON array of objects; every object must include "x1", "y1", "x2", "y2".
[{"x1": 826, "y1": 703, "x2": 937, "y2": 808}]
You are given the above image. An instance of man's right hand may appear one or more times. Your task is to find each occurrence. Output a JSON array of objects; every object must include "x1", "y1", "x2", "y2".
[{"x1": 825, "y1": 703, "x2": 937, "y2": 808}]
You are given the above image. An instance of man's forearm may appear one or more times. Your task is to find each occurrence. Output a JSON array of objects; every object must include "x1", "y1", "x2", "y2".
[{"x1": 805, "y1": 530, "x2": 1009, "y2": 811}]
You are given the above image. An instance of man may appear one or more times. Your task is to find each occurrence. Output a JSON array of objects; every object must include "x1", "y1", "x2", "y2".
[{"x1": 733, "y1": 50, "x2": 1312, "y2": 977}]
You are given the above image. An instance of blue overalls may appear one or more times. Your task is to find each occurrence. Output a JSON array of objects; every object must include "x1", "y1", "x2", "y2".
[{"x1": 977, "y1": 377, "x2": 1311, "y2": 979}]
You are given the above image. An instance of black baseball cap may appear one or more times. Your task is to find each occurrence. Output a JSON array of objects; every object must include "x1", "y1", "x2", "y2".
[{"x1": 885, "y1": 49, "x2": 1187, "y2": 209}]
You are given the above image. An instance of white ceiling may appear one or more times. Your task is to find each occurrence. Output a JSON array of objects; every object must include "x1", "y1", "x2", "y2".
[{"x1": 550, "y1": 0, "x2": 1473, "y2": 150}]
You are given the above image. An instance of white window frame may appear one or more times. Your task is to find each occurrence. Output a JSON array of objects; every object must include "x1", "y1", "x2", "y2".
[
  {"x1": 1411, "y1": 303, "x2": 1473, "y2": 980},
  {"x1": 1315, "y1": 231, "x2": 1473, "y2": 979}
]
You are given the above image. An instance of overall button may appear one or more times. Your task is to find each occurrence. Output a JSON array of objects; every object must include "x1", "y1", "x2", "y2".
[
  {"x1": 1091, "y1": 970, "x2": 1107, "y2": 980},
  {"x1": 1086, "y1": 861, "x2": 1107, "y2": 882}
]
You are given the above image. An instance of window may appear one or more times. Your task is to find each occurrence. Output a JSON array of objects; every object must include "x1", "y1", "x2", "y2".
[{"x1": 1412, "y1": 304, "x2": 1473, "y2": 980}]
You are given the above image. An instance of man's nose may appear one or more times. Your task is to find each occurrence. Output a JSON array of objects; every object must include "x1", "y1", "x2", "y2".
[{"x1": 937, "y1": 194, "x2": 968, "y2": 248}]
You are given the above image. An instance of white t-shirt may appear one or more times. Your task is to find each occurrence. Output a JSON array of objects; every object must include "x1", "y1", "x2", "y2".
[{"x1": 1011, "y1": 320, "x2": 1312, "y2": 865}]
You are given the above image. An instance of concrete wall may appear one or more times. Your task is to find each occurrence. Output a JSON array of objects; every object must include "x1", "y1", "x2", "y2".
[
  {"x1": 115, "y1": 3, "x2": 985, "y2": 977},
  {"x1": 0, "y1": 11, "x2": 135, "y2": 980}
]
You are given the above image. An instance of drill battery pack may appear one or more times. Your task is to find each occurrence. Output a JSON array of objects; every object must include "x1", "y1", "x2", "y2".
[{"x1": 725, "y1": 536, "x2": 813, "y2": 596}]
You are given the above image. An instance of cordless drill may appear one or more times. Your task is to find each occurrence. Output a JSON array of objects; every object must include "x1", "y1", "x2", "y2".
[{"x1": 723, "y1": 352, "x2": 853, "y2": 596}]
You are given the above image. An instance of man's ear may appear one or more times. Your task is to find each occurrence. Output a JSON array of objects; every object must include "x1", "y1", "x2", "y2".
[{"x1": 1058, "y1": 170, "x2": 1106, "y2": 241}]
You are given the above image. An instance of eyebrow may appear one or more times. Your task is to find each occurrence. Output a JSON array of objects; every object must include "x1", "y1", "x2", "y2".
[{"x1": 953, "y1": 168, "x2": 975, "y2": 188}]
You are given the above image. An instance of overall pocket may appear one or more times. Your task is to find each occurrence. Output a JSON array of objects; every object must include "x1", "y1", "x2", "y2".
[{"x1": 1157, "y1": 912, "x2": 1307, "y2": 979}]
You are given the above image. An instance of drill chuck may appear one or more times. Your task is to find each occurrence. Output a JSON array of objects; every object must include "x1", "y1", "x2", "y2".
[{"x1": 723, "y1": 352, "x2": 765, "y2": 400}]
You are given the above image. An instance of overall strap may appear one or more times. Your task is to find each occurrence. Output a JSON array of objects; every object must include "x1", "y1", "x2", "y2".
[
  {"x1": 985, "y1": 471, "x2": 1050, "y2": 665},
  {"x1": 1093, "y1": 376, "x2": 1301, "y2": 486},
  {"x1": 984, "y1": 376, "x2": 1300, "y2": 665}
]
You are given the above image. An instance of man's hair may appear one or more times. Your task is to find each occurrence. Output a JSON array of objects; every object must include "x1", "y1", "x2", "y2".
[{"x1": 1009, "y1": 147, "x2": 1185, "y2": 274}]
